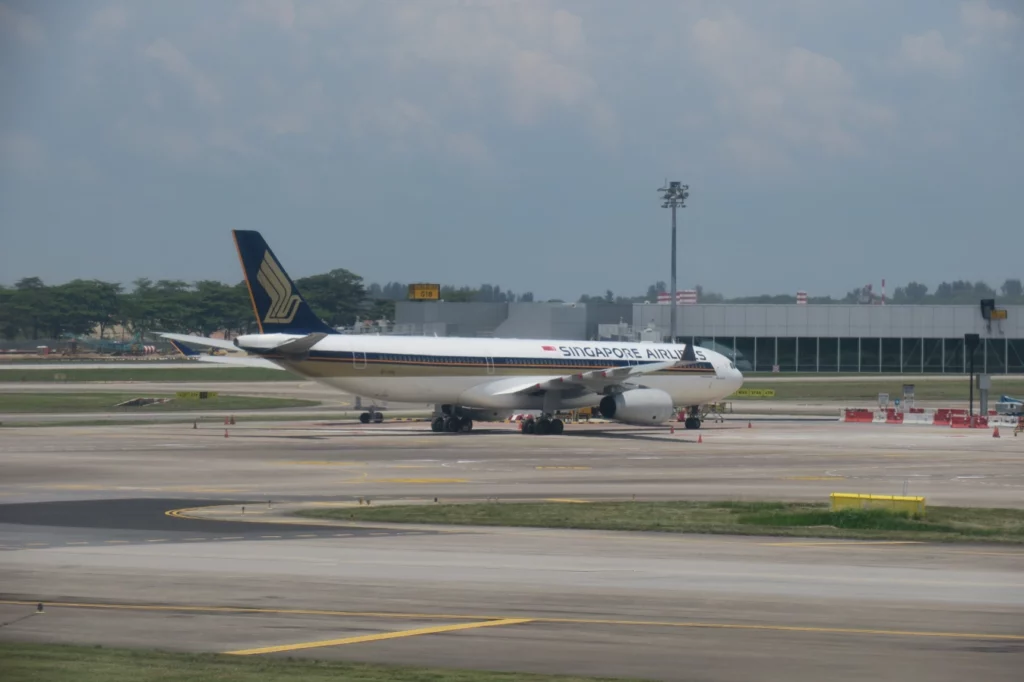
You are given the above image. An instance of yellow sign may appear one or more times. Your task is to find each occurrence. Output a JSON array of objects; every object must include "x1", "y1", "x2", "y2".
[
  {"x1": 734, "y1": 388, "x2": 776, "y2": 398},
  {"x1": 408, "y1": 283, "x2": 440, "y2": 300},
  {"x1": 175, "y1": 391, "x2": 218, "y2": 400}
]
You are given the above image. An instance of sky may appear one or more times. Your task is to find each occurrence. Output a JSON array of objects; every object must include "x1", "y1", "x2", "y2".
[{"x1": 1, "y1": 0, "x2": 1022, "y2": 301}]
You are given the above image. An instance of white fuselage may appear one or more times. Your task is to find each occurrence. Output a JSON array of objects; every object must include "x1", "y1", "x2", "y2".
[{"x1": 236, "y1": 333, "x2": 744, "y2": 411}]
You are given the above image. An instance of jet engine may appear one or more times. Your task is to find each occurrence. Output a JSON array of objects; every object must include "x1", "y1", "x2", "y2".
[{"x1": 598, "y1": 389, "x2": 675, "y2": 426}]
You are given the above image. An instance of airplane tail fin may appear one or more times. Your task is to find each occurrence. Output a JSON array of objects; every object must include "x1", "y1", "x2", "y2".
[{"x1": 232, "y1": 230, "x2": 335, "y2": 335}]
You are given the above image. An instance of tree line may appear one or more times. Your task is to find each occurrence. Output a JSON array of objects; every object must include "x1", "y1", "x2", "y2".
[
  {"x1": 1, "y1": 271, "x2": 1020, "y2": 341},
  {"x1": 0, "y1": 270, "x2": 536, "y2": 341}
]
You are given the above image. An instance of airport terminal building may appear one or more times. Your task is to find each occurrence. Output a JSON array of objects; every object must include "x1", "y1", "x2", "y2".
[{"x1": 392, "y1": 301, "x2": 1024, "y2": 374}]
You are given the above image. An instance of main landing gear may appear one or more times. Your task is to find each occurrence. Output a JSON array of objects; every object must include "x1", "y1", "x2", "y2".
[
  {"x1": 359, "y1": 410, "x2": 384, "y2": 424},
  {"x1": 431, "y1": 415, "x2": 473, "y2": 433},
  {"x1": 682, "y1": 405, "x2": 701, "y2": 430},
  {"x1": 520, "y1": 415, "x2": 564, "y2": 435}
]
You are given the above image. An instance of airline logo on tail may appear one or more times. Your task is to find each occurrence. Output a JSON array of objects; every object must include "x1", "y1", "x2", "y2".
[{"x1": 257, "y1": 250, "x2": 301, "y2": 324}]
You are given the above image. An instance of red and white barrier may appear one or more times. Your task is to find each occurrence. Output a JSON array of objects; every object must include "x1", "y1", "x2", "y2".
[{"x1": 839, "y1": 408, "x2": 1019, "y2": 429}]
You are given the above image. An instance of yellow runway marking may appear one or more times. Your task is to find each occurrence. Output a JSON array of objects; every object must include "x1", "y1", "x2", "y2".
[
  {"x1": 536, "y1": 466, "x2": 592, "y2": 470},
  {"x1": 218, "y1": 537, "x2": 244, "y2": 541},
  {"x1": 781, "y1": 476, "x2": 844, "y2": 481},
  {"x1": 5, "y1": 600, "x2": 1023, "y2": 642},
  {"x1": 367, "y1": 478, "x2": 468, "y2": 484},
  {"x1": 760, "y1": 541, "x2": 924, "y2": 547},
  {"x1": 224, "y1": 619, "x2": 533, "y2": 655},
  {"x1": 283, "y1": 461, "x2": 365, "y2": 466},
  {"x1": 545, "y1": 498, "x2": 592, "y2": 504}
]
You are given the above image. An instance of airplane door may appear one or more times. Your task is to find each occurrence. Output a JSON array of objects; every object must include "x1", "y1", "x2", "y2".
[
  {"x1": 485, "y1": 356, "x2": 495, "y2": 375},
  {"x1": 353, "y1": 351, "x2": 367, "y2": 369}
]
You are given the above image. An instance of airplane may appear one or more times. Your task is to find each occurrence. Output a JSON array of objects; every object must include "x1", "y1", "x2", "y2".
[{"x1": 168, "y1": 229, "x2": 744, "y2": 435}]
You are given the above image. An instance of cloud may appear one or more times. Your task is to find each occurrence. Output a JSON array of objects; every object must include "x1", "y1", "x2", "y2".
[
  {"x1": 689, "y1": 12, "x2": 894, "y2": 166},
  {"x1": 78, "y1": 4, "x2": 128, "y2": 41},
  {"x1": 961, "y1": 0, "x2": 1021, "y2": 46},
  {"x1": 144, "y1": 38, "x2": 222, "y2": 109},
  {"x1": 897, "y1": 30, "x2": 964, "y2": 77},
  {"x1": 0, "y1": 3, "x2": 44, "y2": 46}
]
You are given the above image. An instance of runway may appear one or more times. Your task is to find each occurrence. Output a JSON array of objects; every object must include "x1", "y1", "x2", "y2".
[{"x1": 1, "y1": 418, "x2": 1022, "y2": 680}]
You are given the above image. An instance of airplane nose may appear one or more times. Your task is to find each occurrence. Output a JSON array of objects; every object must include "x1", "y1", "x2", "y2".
[{"x1": 730, "y1": 367, "x2": 744, "y2": 393}]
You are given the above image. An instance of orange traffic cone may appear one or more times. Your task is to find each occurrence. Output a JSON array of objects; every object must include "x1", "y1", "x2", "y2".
[
  {"x1": 670, "y1": 424, "x2": 675, "y2": 434},
  {"x1": 224, "y1": 429, "x2": 229, "y2": 438},
  {"x1": 747, "y1": 421, "x2": 752, "y2": 429},
  {"x1": 697, "y1": 434, "x2": 703, "y2": 444},
  {"x1": 993, "y1": 427, "x2": 1000, "y2": 438}
]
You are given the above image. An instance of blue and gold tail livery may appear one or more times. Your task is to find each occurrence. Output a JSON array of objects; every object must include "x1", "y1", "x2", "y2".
[{"x1": 232, "y1": 230, "x2": 335, "y2": 335}]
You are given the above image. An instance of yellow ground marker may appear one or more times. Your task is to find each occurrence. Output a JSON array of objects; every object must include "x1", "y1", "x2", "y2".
[
  {"x1": 536, "y1": 466, "x2": 592, "y2": 470},
  {"x1": 545, "y1": 498, "x2": 592, "y2": 504},
  {"x1": 760, "y1": 541, "x2": 924, "y2": 547},
  {"x1": 367, "y1": 478, "x2": 468, "y2": 484},
  {"x1": 781, "y1": 476, "x2": 844, "y2": 481},
  {"x1": 224, "y1": 618, "x2": 532, "y2": 656}
]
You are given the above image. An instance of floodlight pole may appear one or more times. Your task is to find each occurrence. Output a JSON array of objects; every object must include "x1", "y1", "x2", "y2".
[
  {"x1": 965, "y1": 333, "x2": 980, "y2": 421},
  {"x1": 658, "y1": 181, "x2": 689, "y2": 343}
]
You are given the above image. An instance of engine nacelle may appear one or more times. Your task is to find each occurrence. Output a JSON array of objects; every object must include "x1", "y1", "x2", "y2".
[{"x1": 598, "y1": 389, "x2": 675, "y2": 426}]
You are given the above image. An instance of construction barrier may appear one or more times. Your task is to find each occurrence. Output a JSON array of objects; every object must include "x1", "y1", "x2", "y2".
[
  {"x1": 830, "y1": 493, "x2": 926, "y2": 516},
  {"x1": 839, "y1": 408, "x2": 1020, "y2": 429}
]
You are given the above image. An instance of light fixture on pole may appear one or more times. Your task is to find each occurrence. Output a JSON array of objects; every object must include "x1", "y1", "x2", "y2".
[{"x1": 658, "y1": 180, "x2": 689, "y2": 343}]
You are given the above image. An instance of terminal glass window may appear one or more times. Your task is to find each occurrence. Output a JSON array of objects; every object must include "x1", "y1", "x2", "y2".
[
  {"x1": 881, "y1": 338, "x2": 901, "y2": 373},
  {"x1": 777, "y1": 338, "x2": 797, "y2": 372},
  {"x1": 1008, "y1": 340, "x2": 1024, "y2": 373},
  {"x1": 797, "y1": 337, "x2": 817, "y2": 372},
  {"x1": 818, "y1": 338, "x2": 838, "y2": 372},
  {"x1": 985, "y1": 339, "x2": 1005, "y2": 374},
  {"x1": 860, "y1": 338, "x2": 880, "y2": 373},
  {"x1": 755, "y1": 337, "x2": 776, "y2": 372},
  {"x1": 714, "y1": 337, "x2": 736, "y2": 360},
  {"x1": 944, "y1": 338, "x2": 964, "y2": 373},
  {"x1": 839, "y1": 338, "x2": 859, "y2": 372},
  {"x1": 734, "y1": 337, "x2": 755, "y2": 372},
  {"x1": 902, "y1": 338, "x2": 922, "y2": 373},
  {"x1": 923, "y1": 338, "x2": 943, "y2": 373}
]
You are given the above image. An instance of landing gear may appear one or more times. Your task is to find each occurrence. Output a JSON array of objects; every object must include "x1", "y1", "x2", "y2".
[
  {"x1": 359, "y1": 411, "x2": 383, "y2": 424},
  {"x1": 683, "y1": 405, "x2": 701, "y2": 430},
  {"x1": 432, "y1": 415, "x2": 472, "y2": 433},
  {"x1": 520, "y1": 416, "x2": 564, "y2": 435}
]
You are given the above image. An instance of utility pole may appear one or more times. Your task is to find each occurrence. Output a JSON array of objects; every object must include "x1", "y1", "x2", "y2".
[{"x1": 658, "y1": 181, "x2": 689, "y2": 343}]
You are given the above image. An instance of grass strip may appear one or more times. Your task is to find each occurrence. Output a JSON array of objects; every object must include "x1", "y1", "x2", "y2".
[
  {"x1": 0, "y1": 392, "x2": 318, "y2": 413},
  {"x1": 297, "y1": 501, "x2": 1024, "y2": 544},
  {"x1": 0, "y1": 642, "x2": 642, "y2": 682}
]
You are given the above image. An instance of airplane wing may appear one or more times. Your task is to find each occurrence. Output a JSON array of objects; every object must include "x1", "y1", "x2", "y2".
[
  {"x1": 189, "y1": 354, "x2": 285, "y2": 370},
  {"x1": 491, "y1": 345, "x2": 704, "y2": 397},
  {"x1": 159, "y1": 332, "x2": 240, "y2": 352},
  {"x1": 161, "y1": 333, "x2": 286, "y2": 370}
]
